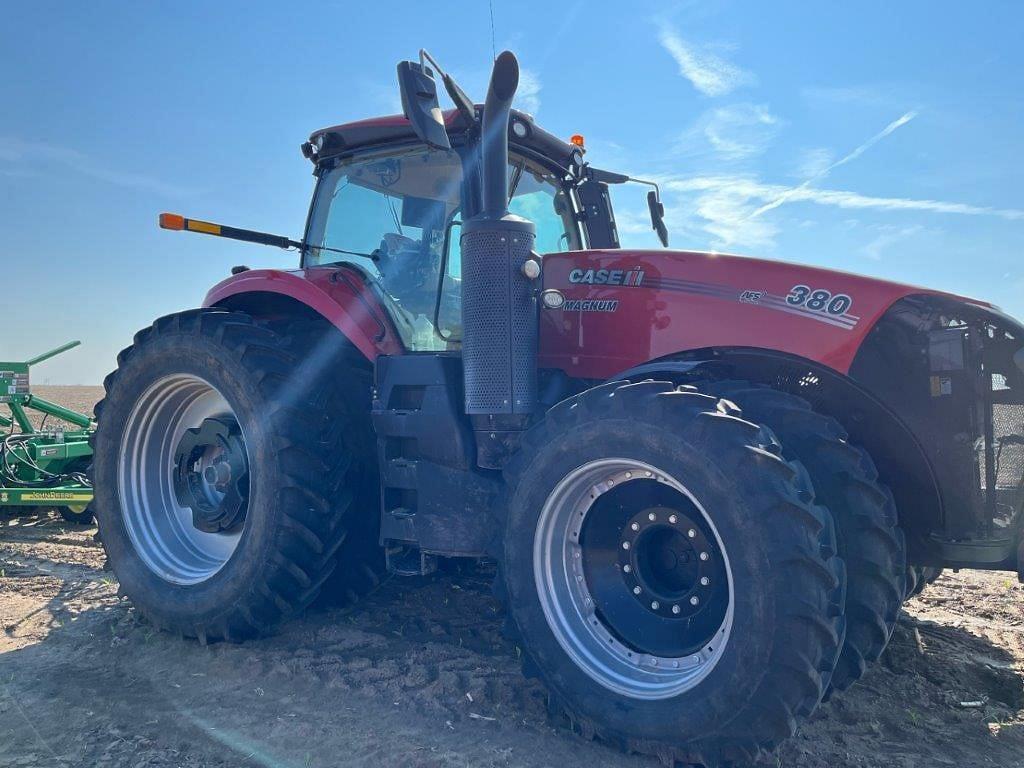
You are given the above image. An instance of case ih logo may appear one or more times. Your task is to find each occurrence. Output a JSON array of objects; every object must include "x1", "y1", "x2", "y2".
[{"x1": 568, "y1": 268, "x2": 645, "y2": 286}]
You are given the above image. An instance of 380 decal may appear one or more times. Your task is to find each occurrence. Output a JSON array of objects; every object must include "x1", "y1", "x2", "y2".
[{"x1": 786, "y1": 285, "x2": 853, "y2": 316}]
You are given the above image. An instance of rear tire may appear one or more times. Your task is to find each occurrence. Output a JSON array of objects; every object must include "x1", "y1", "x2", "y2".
[
  {"x1": 700, "y1": 381, "x2": 906, "y2": 696},
  {"x1": 90, "y1": 309, "x2": 380, "y2": 641},
  {"x1": 273, "y1": 319, "x2": 386, "y2": 608},
  {"x1": 503, "y1": 381, "x2": 846, "y2": 765}
]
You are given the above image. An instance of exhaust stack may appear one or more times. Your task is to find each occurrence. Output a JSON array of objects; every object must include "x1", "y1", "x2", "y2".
[{"x1": 459, "y1": 51, "x2": 539, "y2": 465}]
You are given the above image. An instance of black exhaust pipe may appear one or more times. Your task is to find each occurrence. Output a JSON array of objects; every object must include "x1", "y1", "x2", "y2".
[
  {"x1": 480, "y1": 51, "x2": 518, "y2": 218},
  {"x1": 460, "y1": 51, "x2": 539, "y2": 466}
]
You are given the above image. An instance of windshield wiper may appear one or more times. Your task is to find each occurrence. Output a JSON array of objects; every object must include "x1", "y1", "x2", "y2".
[{"x1": 306, "y1": 243, "x2": 381, "y2": 261}]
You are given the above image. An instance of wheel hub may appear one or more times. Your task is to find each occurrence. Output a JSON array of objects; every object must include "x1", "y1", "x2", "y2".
[
  {"x1": 173, "y1": 416, "x2": 249, "y2": 533},
  {"x1": 620, "y1": 506, "x2": 716, "y2": 619},
  {"x1": 575, "y1": 468, "x2": 731, "y2": 660}
]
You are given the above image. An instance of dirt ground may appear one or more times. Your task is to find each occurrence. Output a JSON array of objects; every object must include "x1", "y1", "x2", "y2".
[{"x1": 2, "y1": 387, "x2": 1023, "y2": 768}]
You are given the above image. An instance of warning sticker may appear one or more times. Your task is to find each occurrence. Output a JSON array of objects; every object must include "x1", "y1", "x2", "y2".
[{"x1": 930, "y1": 376, "x2": 953, "y2": 397}]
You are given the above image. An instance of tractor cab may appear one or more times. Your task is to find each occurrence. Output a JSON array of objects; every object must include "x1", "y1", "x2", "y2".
[{"x1": 300, "y1": 114, "x2": 587, "y2": 350}]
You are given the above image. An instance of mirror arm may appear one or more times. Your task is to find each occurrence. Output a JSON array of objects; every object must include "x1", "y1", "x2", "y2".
[{"x1": 420, "y1": 49, "x2": 477, "y2": 125}]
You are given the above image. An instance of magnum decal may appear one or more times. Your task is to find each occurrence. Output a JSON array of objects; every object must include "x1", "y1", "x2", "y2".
[{"x1": 562, "y1": 299, "x2": 620, "y2": 312}]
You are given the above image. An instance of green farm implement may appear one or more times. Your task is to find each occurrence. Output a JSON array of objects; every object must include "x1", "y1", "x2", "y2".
[{"x1": 1, "y1": 341, "x2": 95, "y2": 523}]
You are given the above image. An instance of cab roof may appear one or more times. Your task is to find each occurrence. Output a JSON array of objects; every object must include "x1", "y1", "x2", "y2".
[{"x1": 308, "y1": 108, "x2": 580, "y2": 170}]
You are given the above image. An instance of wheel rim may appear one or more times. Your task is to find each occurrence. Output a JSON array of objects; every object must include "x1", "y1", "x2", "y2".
[
  {"x1": 118, "y1": 374, "x2": 248, "y2": 585},
  {"x1": 534, "y1": 458, "x2": 733, "y2": 700}
]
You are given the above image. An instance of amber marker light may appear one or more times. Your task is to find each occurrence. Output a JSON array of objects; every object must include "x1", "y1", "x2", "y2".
[
  {"x1": 570, "y1": 134, "x2": 585, "y2": 148},
  {"x1": 159, "y1": 213, "x2": 185, "y2": 230}
]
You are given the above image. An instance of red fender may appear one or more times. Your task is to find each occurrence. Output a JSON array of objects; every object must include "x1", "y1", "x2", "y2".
[{"x1": 203, "y1": 267, "x2": 404, "y2": 360}]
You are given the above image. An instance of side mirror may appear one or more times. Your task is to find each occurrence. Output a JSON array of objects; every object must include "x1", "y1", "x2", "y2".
[
  {"x1": 397, "y1": 61, "x2": 451, "y2": 151},
  {"x1": 647, "y1": 190, "x2": 669, "y2": 247}
]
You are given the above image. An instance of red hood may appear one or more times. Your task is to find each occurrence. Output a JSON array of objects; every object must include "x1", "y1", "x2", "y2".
[{"x1": 538, "y1": 248, "x2": 993, "y2": 378}]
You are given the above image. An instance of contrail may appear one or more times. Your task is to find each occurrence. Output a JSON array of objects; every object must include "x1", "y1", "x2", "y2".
[{"x1": 748, "y1": 111, "x2": 918, "y2": 219}]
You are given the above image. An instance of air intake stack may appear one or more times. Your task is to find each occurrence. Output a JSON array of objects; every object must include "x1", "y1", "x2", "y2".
[{"x1": 459, "y1": 50, "x2": 539, "y2": 467}]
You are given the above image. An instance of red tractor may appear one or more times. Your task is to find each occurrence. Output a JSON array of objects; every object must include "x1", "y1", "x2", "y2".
[{"x1": 91, "y1": 50, "x2": 1023, "y2": 765}]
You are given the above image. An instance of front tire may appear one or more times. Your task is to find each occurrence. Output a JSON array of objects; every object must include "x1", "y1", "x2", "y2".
[
  {"x1": 91, "y1": 309, "x2": 377, "y2": 642},
  {"x1": 503, "y1": 381, "x2": 846, "y2": 765},
  {"x1": 698, "y1": 381, "x2": 906, "y2": 696}
]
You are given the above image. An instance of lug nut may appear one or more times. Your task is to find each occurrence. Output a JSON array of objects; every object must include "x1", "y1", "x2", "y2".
[
  {"x1": 700, "y1": 576, "x2": 710, "y2": 586},
  {"x1": 623, "y1": 564, "x2": 632, "y2": 573},
  {"x1": 645, "y1": 471, "x2": 653, "y2": 477},
  {"x1": 669, "y1": 514, "x2": 677, "y2": 524},
  {"x1": 648, "y1": 512, "x2": 657, "y2": 522},
  {"x1": 699, "y1": 552, "x2": 709, "y2": 561},
  {"x1": 622, "y1": 541, "x2": 630, "y2": 550},
  {"x1": 633, "y1": 586, "x2": 642, "y2": 595},
  {"x1": 690, "y1": 596, "x2": 700, "y2": 606},
  {"x1": 625, "y1": 472, "x2": 632, "y2": 478},
  {"x1": 631, "y1": 522, "x2": 640, "y2": 531},
  {"x1": 651, "y1": 601, "x2": 660, "y2": 610},
  {"x1": 687, "y1": 528, "x2": 697, "y2": 538},
  {"x1": 672, "y1": 604, "x2": 681, "y2": 615}
]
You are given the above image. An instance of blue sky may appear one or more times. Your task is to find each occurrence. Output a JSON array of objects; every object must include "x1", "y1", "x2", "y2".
[{"x1": 2, "y1": 1, "x2": 1022, "y2": 383}]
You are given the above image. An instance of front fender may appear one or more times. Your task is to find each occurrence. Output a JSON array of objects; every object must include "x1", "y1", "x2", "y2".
[{"x1": 204, "y1": 267, "x2": 403, "y2": 360}]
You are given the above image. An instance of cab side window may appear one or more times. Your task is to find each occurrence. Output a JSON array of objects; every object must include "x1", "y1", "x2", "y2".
[{"x1": 507, "y1": 160, "x2": 580, "y2": 254}]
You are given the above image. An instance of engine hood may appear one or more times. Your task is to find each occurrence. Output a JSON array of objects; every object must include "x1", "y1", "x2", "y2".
[{"x1": 538, "y1": 248, "x2": 993, "y2": 378}]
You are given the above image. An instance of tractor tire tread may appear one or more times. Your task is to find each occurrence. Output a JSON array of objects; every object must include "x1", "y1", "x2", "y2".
[{"x1": 698, "y1": 380, "x2": 906, "y2": 697}]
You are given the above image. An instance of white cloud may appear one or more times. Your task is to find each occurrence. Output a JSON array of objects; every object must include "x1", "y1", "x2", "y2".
[
  {"x1": 699, "y1": 103, "x2": 779, "y2": 160},
  {"x1": 0, "y1": 136, "x2": 196, "y2": 197},
  {"x1": 749, "y1": 111, "x2": 917, "y2": 218},
  {"x1": 861, "y1": 225, "x2": 925, "y2": 261},
  {"x1": 657, "y1": 22, "x2": 755, "y2": 97},
  {"x1": 654, "y1": 173, "x2": 1023, "y2": 252},
  {"x1": 796, "y1": 147, "x2": 834, "y2": 178},
  {"x1": 515, "y1": 69, "x2": 542, "y2": 115},
  {"x1": 665, "y1": 175, "x2": 1024, "y2": 221},
  {"x1": 687, "y1": 181, "x2": 778, "y2": 250}
]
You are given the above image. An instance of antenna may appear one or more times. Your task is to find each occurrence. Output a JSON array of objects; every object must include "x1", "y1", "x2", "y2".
[{"x1": 489, "y1": 0, "x2": 496, "y2": 60}]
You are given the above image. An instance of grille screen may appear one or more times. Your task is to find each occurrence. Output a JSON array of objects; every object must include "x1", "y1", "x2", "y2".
[
  {"x1": 977, "y1": 395, "x2": 1024, "y2": 536},
  {"x1": 460, "y1": 226, "x2": 537, "y2": 414},
  {"x1": 986, "y1": 404, "x2": 1024, "y2": 489}
]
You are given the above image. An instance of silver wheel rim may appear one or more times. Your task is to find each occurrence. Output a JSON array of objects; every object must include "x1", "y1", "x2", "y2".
[
  {"x1": 534, "y1": 458, "x2": 734, "y2": 700},
  {"x1": 118, "y1": 374, "x2": 246, "y2": 585}
]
